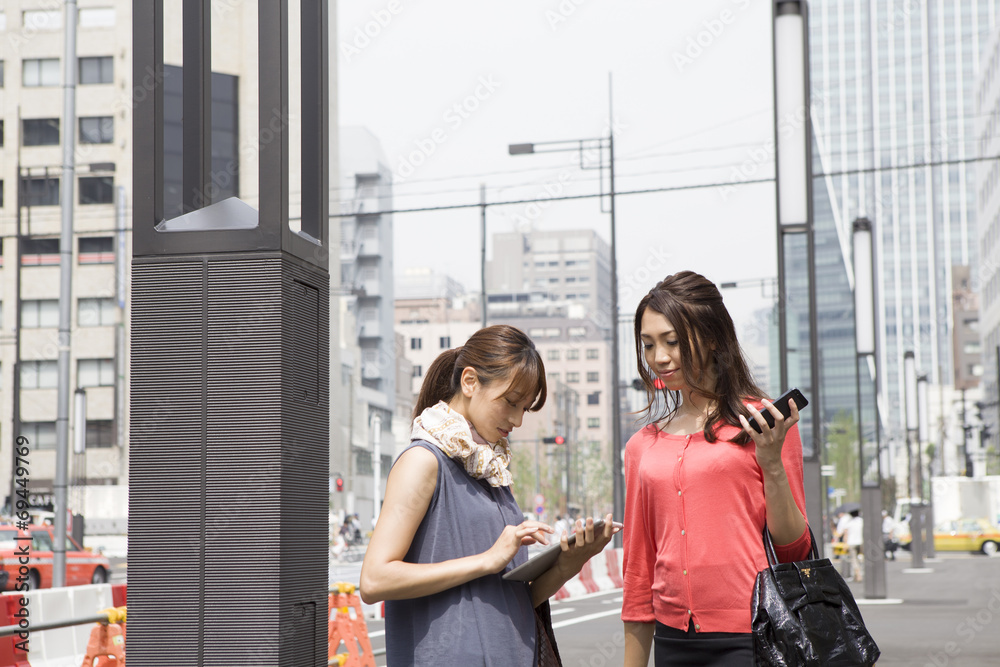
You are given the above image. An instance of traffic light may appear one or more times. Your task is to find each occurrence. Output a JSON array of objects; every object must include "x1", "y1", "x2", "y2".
[
  {"x1": 335, "y1": 476, "x2": 344, "y2": 492},
  {"x1": 543, "y1": 435, "x2": 566, "y2": 445}
]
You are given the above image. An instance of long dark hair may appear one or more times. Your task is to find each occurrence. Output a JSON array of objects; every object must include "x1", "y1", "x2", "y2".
[
  {"x1": 412, "y1": 324, "x2": 547, "y2": 420},
  {"x1": 633, "y1": 271, "x2": 766, "y2": 445}
]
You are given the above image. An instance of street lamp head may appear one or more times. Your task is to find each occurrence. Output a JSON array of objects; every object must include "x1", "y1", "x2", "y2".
[
  {"x1": 508, "y1": 143, "x2": 535, "y2": 155},
  {"x1": 775, "y1": 0, "x2": 804, "y2": 15}
]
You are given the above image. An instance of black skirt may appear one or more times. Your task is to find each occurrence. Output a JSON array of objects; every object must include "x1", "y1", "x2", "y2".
[{"x1": 653, "y1": 620, "x2": 753, "y2": 667}]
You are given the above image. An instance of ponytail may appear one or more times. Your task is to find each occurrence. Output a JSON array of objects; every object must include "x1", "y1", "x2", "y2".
[{"x1": 412, "y1": 348, "x2": 463, "y2": 420}]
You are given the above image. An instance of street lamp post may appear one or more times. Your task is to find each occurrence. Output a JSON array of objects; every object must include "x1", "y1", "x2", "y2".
[
  {"x1": 852, "y1": 217, "x2": 887, "y2": 598},
  {"x1": 508, "y1": 79, "x2": 623, "y2": 543},
  {"x1": 904, "y1": 351, "x2": 926, "y2": 569},
  {"x1": 917, "y1": 373, "x2": 934, "y2": 558}
]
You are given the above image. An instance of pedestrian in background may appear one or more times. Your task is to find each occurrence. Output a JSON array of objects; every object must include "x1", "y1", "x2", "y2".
[
  {"x1": 553, "y1": 515, "x2": 570, "y2": 541},
  {"x1": 361, "y1": 324, "x2": 619, "y2": 666},
  {"x1": 882, "y1": 510, "x2": 897, "y2": 561},
  {"x1": 846, "y1": 510, "x2": 864, "y2": 581},
  {"x1": 621, "y1": 272, "x2": 812, "y2": 667}
]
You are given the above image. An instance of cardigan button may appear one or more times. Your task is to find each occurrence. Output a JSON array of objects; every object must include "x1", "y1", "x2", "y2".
[{"x1": 695, "y1": 624, "x2": 701, "y2": 631}]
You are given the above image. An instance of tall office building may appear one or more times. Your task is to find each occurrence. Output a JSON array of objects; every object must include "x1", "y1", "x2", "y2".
[
  {"x1": 975, "y1": 23, "x2": 1000, "y2": 471},
  {"x1": 338, "y1": 127, "x2": 396, "y2": 522},
  {"x1": 808, "y1": 1, "x2": 995, "y2": 456}
]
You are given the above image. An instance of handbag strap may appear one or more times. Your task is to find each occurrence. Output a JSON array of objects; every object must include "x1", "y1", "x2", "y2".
[{"x1": 762, "y1": 523, "x2": 819, "y2": 567}]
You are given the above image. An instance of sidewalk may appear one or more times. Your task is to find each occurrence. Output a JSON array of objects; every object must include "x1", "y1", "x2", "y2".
[{"x1": 844, "y1": 553, "x2": 1000, "y2": 666}]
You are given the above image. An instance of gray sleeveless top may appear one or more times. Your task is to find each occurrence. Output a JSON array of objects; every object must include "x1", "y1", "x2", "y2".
[{"x1": 384, "y1": 441, "x2": 537, "y2": 667}]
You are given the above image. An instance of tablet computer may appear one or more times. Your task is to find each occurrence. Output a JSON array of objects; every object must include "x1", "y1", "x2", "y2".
[{"x1": 502, "y1": 519, "x2": 621, "y2": 582}]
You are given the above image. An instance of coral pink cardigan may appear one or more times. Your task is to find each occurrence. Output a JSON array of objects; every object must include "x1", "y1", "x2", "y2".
[{"x1": 621, "y1": 419, "x2": 811, "y2": 633}]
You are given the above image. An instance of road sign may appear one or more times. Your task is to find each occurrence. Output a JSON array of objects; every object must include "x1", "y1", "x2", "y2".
[
  {"x1": 536, "y1": 505, "x2": 545, "y2": 515},
  {"x1": 534, "y1": 494, "x2": 545, "y2": 506},
  {"x1": 821, "y1": 465, "x2": 836, "y2": 477}
]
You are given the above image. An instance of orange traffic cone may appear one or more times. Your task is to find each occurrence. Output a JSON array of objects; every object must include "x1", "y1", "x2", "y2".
[
  {"x1": 327, "y1": 583, "x2": 375, "y2": 667},
  {"x1": 80, "y1": 622, "x2": 125, "y2": 666}
]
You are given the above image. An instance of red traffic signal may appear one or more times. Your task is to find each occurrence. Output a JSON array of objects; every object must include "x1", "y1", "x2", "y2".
[
  {"x1": 543, "y1": 435, "x2": 566, "y2": 445},
  {"x1": 554, "y1": 435, "x2": 565, "y2": 445},
  {"x1": 335, "y1": 476, "x2": 344, "y2": 492}
]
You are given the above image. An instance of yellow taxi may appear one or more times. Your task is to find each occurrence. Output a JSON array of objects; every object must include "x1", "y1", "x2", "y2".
[
  {"x1": 933, "y1": 518, "x2": 1000, "y2": 555},
  {"x1": 0, "y1": 524, "x2": 111, "y2": 590}
]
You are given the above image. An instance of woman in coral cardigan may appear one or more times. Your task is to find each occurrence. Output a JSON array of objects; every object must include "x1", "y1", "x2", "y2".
[{"x1": 622, "y1": 272, "x2": 812, "y2": 667}]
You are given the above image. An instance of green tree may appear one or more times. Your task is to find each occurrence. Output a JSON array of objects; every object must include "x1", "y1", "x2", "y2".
[{"x1": 824, "y1": 410, "x2": 860, "y2": 504}]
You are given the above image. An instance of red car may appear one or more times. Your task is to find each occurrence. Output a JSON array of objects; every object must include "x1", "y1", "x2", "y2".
[{"x1": 0, "y1": 524, "x2": 111, "y2": 590}]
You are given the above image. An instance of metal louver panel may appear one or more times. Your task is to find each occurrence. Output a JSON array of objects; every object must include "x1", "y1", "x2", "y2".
[{"x1": 130, "y1": 254, "x2": 328, "y2": 666}]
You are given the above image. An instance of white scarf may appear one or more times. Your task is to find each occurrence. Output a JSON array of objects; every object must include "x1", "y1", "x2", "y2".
[{"x1": 411, "y1": 401, "x2": 513, "y2": 487}]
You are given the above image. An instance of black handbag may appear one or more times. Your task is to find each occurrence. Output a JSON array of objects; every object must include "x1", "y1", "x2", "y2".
[
  {"x1": 534, "y1": 599, "x2": 562, "y2": 666},
  {"x1": 751, "y1": 526, "x2": 880, "y2": 666}
]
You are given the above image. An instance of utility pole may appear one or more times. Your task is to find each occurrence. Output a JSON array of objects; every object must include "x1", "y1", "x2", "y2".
[
  {"x1": 53, "y1": 0, "x2": 79, "y2": 588},
  {"x1": 480, "y1": 183, "x2": 487, "y2": 328}
]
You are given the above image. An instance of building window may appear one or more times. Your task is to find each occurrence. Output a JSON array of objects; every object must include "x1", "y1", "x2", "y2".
[
  {"x1": 440, "y1": 336, "x2": 451, "y2": 349},
  {"x1": 79, "y1": 237, "x2": 114, "y2": 264},
  {"x1": 79, "y1": 177, "x2": 114, "y2": 204},
  {"x1": 568, "y1": 326, "x2": 587, "y2": 337},
  {"x1": 410, "y1": 337, "x2": 422, "y2": 350},
  {"x1": 22, "y1": 119, "x2": 60, "y2": 146},
  {"x1": 963, "y1": 342, "x2": 981, "y2": 355},
  {"x1": 566, "y1": 349, "x2": 580, "y2": 360},
  {"x1": 547, "y1": 350, "x2": 560, "y2": 361},
  {"x1": 587, "y1": 371, "x2": 599, "y2": 383},
  {"x1": 587, "y1": 417, "x2": 600, "y2": 429},
  {"x1": 78, "y1": 298, "x2": 117, "y2": 327},
  {"x1": 566, "y1": 372, "x2": 580, "y2": 383},
  {"x1": 586, "y1": 348, "x2": 599, "y2": 360},
  {"x1": 21, "y1": 177, "x2": 60, "y2": 206},
  {"x1": 85, "y1": 420, "x2": 115, "y2": 448},
  {"x1": 23, "y1": 10, "x2": 61, "y2": 29},
  {"x1": 79, "y1": 116, "x2": 113, "y2": 144},
  {"x1": 1, "y1": 119, "x2": 4, "y2": 146},
  {"x1": 78, "y1": 359, "x2": 115, "y2": 387},
  {"x1": 0, "y1": 180, "x2": 4, "y2": 208},
  {"x1": 22, "y1": 422, "x2": 56, "y2": 450},
  {"x1": 79, "y1": 8, "x2": 116, "y2": 27},
  {"x1": 0, "y1": 60, "x2": 4, "y2": 88},
  {"x1": 587, "y1": 391, "x2": 600, "y2": 406},
  {"x1": 413, "y1": 365, "x2": 422, "y2": 378},
  {"x1": 21, "y1": 299, "x2": 59, "y2": 328},
  {"x1": 21, "y1": 238, "x2": 59, "y2": 266},
  {"x1": 547, "y1": 372, "x2": 559, "y2": 383},
  {"x1": 21, "y1": 360, "x2": 58, "y2": 389},
  {"x1": 79, "y1": 56, "x2": 113, "y2": 84},
  {"x1": 22, "y1": 58, "x2": 60, "y2": 87}
]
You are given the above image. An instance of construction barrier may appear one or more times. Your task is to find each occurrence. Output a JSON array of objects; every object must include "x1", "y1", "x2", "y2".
[
  {"x1": 554, "y1": 547, "x2": 624, "y2": 601},
  {"x1": 328, "y1": 583, "x2": 376, "y2": 667},
  {"x1": 79, "y1": 608, "x2": 125, "y2": 667},
  {"x1": 0, "y1": 585, "x2": 126, "y2": 667}
]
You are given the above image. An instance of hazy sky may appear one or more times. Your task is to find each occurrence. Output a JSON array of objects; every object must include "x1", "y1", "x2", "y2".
[{"x1": 337, "y1": 0, "x2": 782, "y2": 331}]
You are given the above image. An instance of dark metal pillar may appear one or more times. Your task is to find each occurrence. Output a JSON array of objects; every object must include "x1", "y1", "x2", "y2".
[{"x1": 130, "y1": 2, "x2": 330, "y2": 665}]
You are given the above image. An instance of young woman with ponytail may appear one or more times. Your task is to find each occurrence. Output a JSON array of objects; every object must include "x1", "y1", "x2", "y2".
[{"x1": 361, "y1": 324, "x2": 619, "y2": 666}]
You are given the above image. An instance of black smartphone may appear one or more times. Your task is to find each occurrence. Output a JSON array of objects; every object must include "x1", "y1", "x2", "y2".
[{"x1": 747, "y1": 388, "x2": 809, "y2": 433}]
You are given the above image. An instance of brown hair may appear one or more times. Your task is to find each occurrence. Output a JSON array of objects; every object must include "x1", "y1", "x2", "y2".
[
  {"x1": 412, "y1": 324, "x2": 547, "y2": 420},
  {"x1": 633, "y1": 271, "x2": 767, "y2": 445}
]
